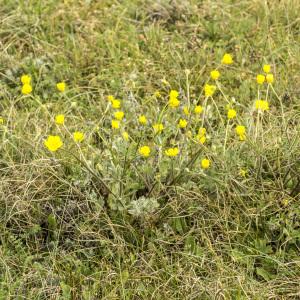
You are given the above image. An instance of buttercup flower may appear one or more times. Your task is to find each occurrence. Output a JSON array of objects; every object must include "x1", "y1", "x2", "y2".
[
  {"x1": 138, "y1": 115, "x2": 147, "y2": 125},
  {"x1": 204, "y1": 84, "x2": 216, "y2": 97},
  {"x1": 165, "y1": 147, "x2": 179, "y2": 157},
  {"x1": 256, "y1": 74, "x2": 265, "y2": 85},
  {"x1": 107, "y1": 95, "x2": 115, "y2": 102},
  {"x1": 201, "y1": 158, "x2": 211, "y2": 169},
  {"x1": 221, "y1": 53, "x2": 233, "y2": 65},
  {"x1": 114, "y1": 111, "x2": 124, "y2": 121},
  {"x1": 183, "y1": 106, "x2": 189, "y2": 116},
  {"x1": 266, "y1": 74, "x2": 274, "y2": 84},
  {"x1": 22, "y1": 84, "x2": 32, "y2": 95},
  {"x1": 263, "y1": 64, "x2": 271, "y2": 73},
  {"x1": 21, "y1": 74, "x2": 31, "y2": 85},
  {"x1": 56, "y1": 82, "x2": 66, "y2": 92},
  {"x1": 44, "y1": 135, "x2": 63, "y2": 152},
  {"x1": 196, "y1": 135, "x2": 206, "y2": 144},
  {"x1": 178, "y1": 119, "x2": 188, "y2": 128},
  {"x1": 112, "y1": 99, "x2": 121, "y2": 109},
  {"x1": 210, "y1": 70, "x2": 220, "y2": 80},
  {"x1": 0, "y1": 117, "x2": 4, "y2": 125},
  {"x1": 235, "y1": 125, "x2": 246, "y2": 141},
  {"x1": 139, "y1": 145, "x2": 151, "y2": 157},
  {"x1": 235, "y1": 125, "x2": 246, "y2": 136},
  {"x1": 255, "y1": 100, "x2": 269, "y2": 111},
  {"x1": 227, "y1": 109, "x2": 237, "y2": 119},
  {"x1": 55, "y1": 114, "x2": 65, "y2": 125},
  {"x1": 198, "y1": 127, "x2": 206, "y2": 137},
  {"x1": 73, "y1": 131, "x2": 84, "y2": 142},
  {"x1": 111, "y1": 119, "x2": 120, "y2": 129},
  {"x1": 153, "y1": 123, "x2": 164, "y2": 133},
  {"x1": 194, "y1": 105, "x2": 203, "y2": 114},
  {"x1": 169, "y1": 90, "x2": 179, "y2": 98},
  {"x1": 169, "y1": 90, "x2": 180, "y2": 108},
  {"x1": 122, "y1": 131, "x2": 129, "y2": 141},
  {"x1": 169, "y1": 96, "x2": 180, "y2": 108},
  {"x1": 239, "y1": 169, "x2": 247, "y2": 177}
]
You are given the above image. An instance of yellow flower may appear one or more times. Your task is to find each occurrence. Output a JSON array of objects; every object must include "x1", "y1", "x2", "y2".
[
  {"x1": 169, "y1": 90, "x2": 180, "y2": 108},
  {"x1": 55, "y1": 114, "x2": 65, "y2": 125},
  {"x1": 114, "y1": 111, "x2": 124, "y2": 121},
  {"x1": 21, "y1": 74, "x2": 31, "y2": 85},
  {"x1": 201, "y1": 158, "x2": 210, "y2": 169},
  {"x1": 22, "y1": 84, "x2": 32, "y2": 95},
  {"x1": 183, "y1": 106, "x2": 189, "y2": 116},
  {"x1": 281, "y1": 199, "x2": 289, "y2": 207},
  {"x1": 169, "y1": 90, "x2": 179, "y2": 98},
  {"x1": 56, "y1": 82, "x2": 66, "y2": 92},
  {"x1": 255, "y1": 100, "x2": 269, "y2": 111},
  {"x1": 221, "y1": 53, "x2": 233, "y2": 65},
  {"x1": 239, "y1": 169, "x2": 247, "y2": 177},
  {"x1": 138, "y1": 115, "x2": 147, "y2": 125},
  {"x1": 154, "y1": 90, "x2": 161, "y2": 98},
  {"x1": 263, "y1": 64, "x2": 271, "y2": 73},
  {"x1": 194, "y1": 105, "x2": 203, "y2": 114},
  {"x1": 256, "y1": 74, "x2": 265, "y2": 85},
  {"x1": 196, "y1": 135, "x2": 206, "y2": 144},
  {"x1": 44, "y1": 135, "x2": 63, "y2": 152},
  {"x1": 210, "y1": 70, "x2": 220, "y2": 80},
  {"x1": 122, "y1": 131, "x2": 129, "y2": 141},
  {"x1": 266, "y1": 74, "x2": 274, "y2": 84},
  {"x1": 73, "y1": 131, "x2": 84, "y2": 142},
  {"x1": 112, "y1": 99, "x2": 121, "y2": 109},
  {"x1": 235, "y1": 125, "x2": 246, "y2": 136},
  {"x1": 111, "y1": 119, "x2": 120, "y2": 129},
  {"x1": 153, "y1": 123, "x2": 164, "y2": 133},
  {"x1": 107, "y1": 95, "x2": 115, "y2": 102},
  {"x1": 198, "y1": 127, "x2": 206, "y2": 137},
  {"x1": 139, "y1": 145, "x2": 151, "y2": 157},
  {"x1": 227, "y1": 109, "x2": 237, "y2": 119},
  {"x1": 0, "y1": 117, "x2": 4, "y2": 125},
  {"x1": 165, "y1": 147, "x2": 179, "y2": 157},
  {"x1": 204, "y1": 84, "x2": 216, "y2": 97},
  {"x1": 235, "y1": 125, "x2": 246, "y2": 141},
  {"x1": 169, "y1": 97, "x2": 180, "y2": 108},
  {"x1": 178, "y1": 118, "x2": 188, "y2": 128}
]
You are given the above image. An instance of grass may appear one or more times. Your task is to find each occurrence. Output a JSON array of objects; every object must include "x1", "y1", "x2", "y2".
[{"x1": 1, "y1": 0, "x2": 300, "y2": 299}]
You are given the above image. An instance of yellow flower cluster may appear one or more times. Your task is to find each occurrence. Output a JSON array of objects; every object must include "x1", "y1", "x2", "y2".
[
  {"x1": 73, "y1": 131, "x2": 84, "y2": 143},
  {"x1": 139, "y1": 115, "x2": 147, "y2": 125},
  {"x1": 153, "y1": 123, "x2": 164, "y2": 133},
  {"x1": 21, "y1": 74, "x2": 32, "y2": 95},
  {"x1": 256, "y1": 64, "x2": 274, "y2": 84},
  {"x1": 235, "y1": 125, "x2": 246, "y2": 141},
  {"x1": 169, "y1": 90, "x2": 180, "y2": 108},
  {"x1": 56, "y1": 82, "x2": 66, "y2": 92},
  {"x1": 178, "y1": 118, "x2": 187, "y2": 128},
  {"x1": 165, "y1": 147, "x2": 179, "y2": 157},
  {"x1": 194, "y1": 105, "x2": 203, "y2": 114},
  {"x1": 196, "y1": 127, "x2": 206, "y2": 144},
  {"x1": 221, "y1": 53, "x2": 233, "y2": 65},
  {"x1": 210, "y1": 70, "x2": 220, "y2": 80},
  {"x1": 255, "y1": 100, "x2": 269, "y2": 111},
  {"x1": 55, "y1": 114, "x2": 65, "y2": 125},
  {"x1": 44, "y1": 135, "x2": 63, "y2": 152},
  {"x1": 204, "y1": 84, "x2": 216, "y2": 97},
  {"x1": 201, "y1": 158, "x2": 210, "y2": 169},
  {"x1": 20, "y1": 75, "x2": 68, "y2": 95},
  {"x1": 139, "y1": 145, "x2": 151, "y2": 157},
  {"x1": 227, "y1": 109, "x2": 237, "y2": 120}
]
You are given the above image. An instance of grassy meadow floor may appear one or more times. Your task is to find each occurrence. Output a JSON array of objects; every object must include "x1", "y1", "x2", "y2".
[{"x1": 1, "y1": 0, "x2": 300, "y2": 299}]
